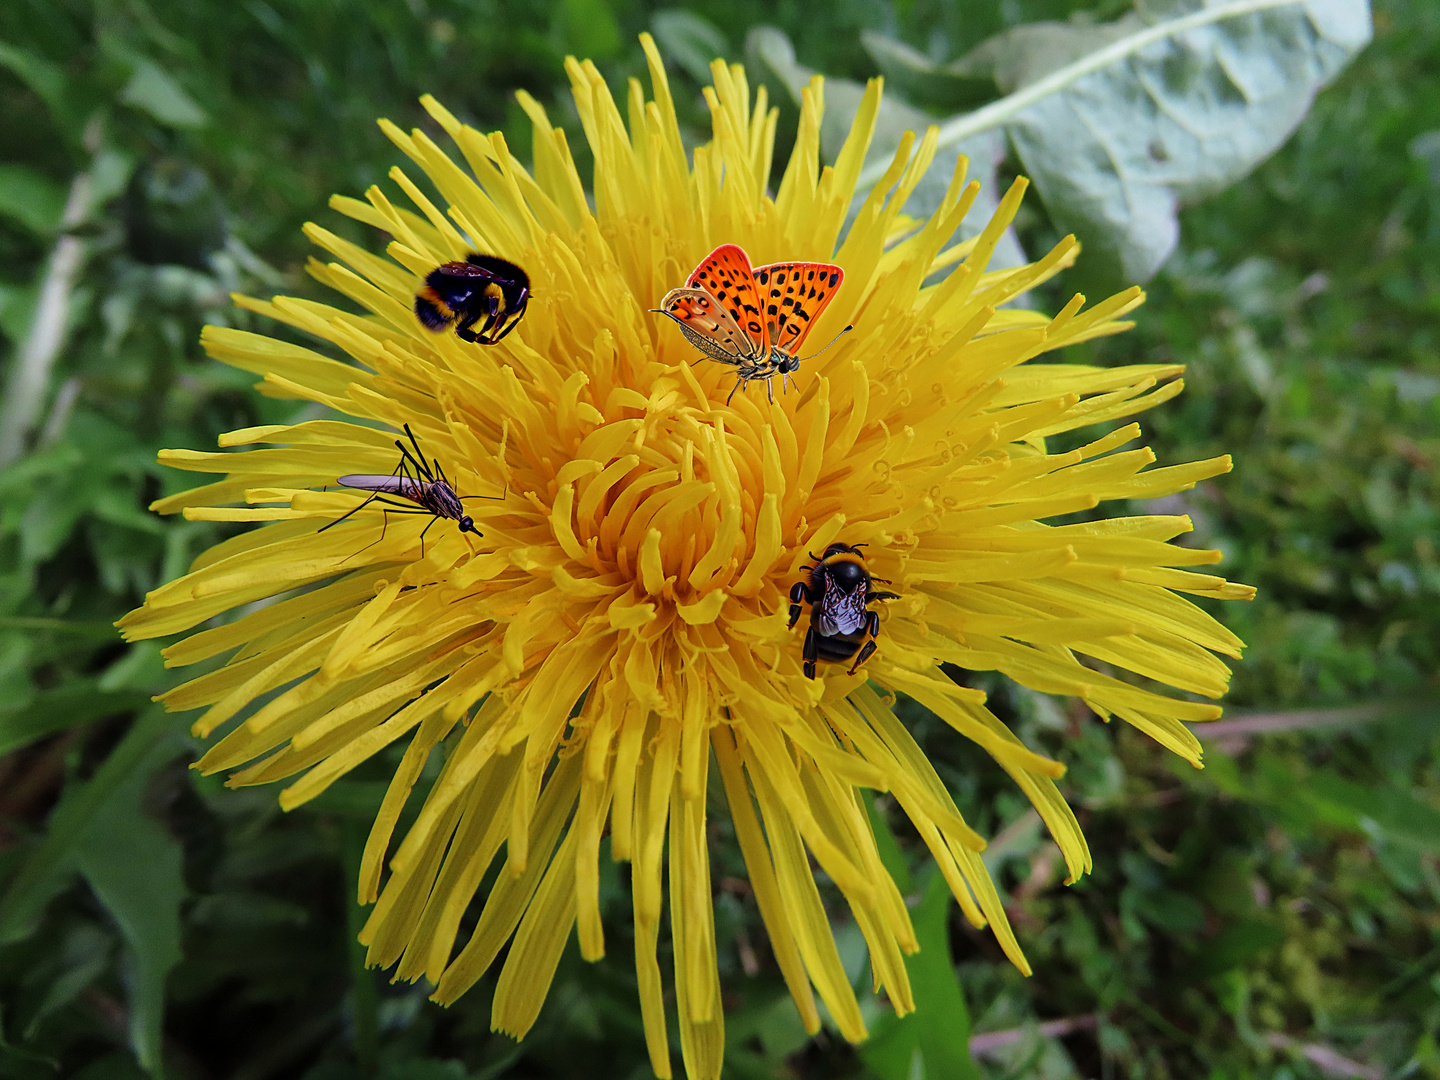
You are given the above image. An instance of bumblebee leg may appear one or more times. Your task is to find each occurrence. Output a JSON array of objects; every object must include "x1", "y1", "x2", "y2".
[
  {"x1": 846, "y1": 611, "x2": 883, "y2": 674},
  {"x1": 491, "y1": 296, "x2": 528, "y2": 343},
  {"x1": 452, "y1": 308, "x2": 484, "y2": 343},
  {"x1": 474, "y1": 295, "x2": 503, "y2": 344},
  {"x1": 847, "y1": 639, "x2": 877, "y2": 675},
  {"x1": 802, "y1": 628, "x2": 819, "y2": 680},
  {"x1": 788, "y1": 580, "x2": 816, "y2": 629}
]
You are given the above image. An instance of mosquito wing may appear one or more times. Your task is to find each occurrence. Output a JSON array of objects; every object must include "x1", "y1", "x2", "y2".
[{"x1": 338, "y1": 474, "x2": 422, "y2": 501}]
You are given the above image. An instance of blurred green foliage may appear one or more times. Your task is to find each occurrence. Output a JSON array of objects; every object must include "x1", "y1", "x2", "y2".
[{"x1": 0, "y1": 1, "x2": 1437, "y2": 1079}]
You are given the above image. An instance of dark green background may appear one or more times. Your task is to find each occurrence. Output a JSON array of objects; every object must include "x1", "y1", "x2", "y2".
[{"x1": 0, "y1": 1, "x2": 1437, "y2": 1078}]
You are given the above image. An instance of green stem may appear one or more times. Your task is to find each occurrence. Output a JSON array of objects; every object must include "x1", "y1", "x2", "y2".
[
  {"x1": 855, "y1": 0, "x2": 1310, "y2": 190},
  {"x1": 342, "y1": 819, "x2": 380, "y2": 1074}
]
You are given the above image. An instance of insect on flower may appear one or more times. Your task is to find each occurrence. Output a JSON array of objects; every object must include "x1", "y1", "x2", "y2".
[
  {"x1": 320, "y1": 424, "x2": 500, "y2": 558},
  {"x1": 788, "y1": 542, "x2": 900, "y2": 679},
  {"x1": 414, "y1": 253, "x2": 530, "y2": 344},
  {"x1": 654, "y1": 243, "x2": 850, "y2": 404}
]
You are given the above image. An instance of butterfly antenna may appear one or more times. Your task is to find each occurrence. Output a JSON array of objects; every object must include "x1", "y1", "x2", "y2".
[{"x1": 797, "y1": 324, "x2": 854, "y2": 362}]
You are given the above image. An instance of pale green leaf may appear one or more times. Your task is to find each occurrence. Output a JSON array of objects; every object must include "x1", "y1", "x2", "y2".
[
  {"x1": 746, "y1": 26, "x2": 1025, "y2": 271},
  {"x1": 652, "y1": 10, "x2": 730, "y2": 85},
  {"x1": 859, "y1": 31, "x2": 998, "y2": 112},
  {"x1": 120, "y1": 60, "x2": 207, "y2": 129},
  {"x1": 0, "y1": 165, "x2": 67, "y2": 236},
  {"x1": 75, "y1": 739, "x2": 187, "y2": 1076},
  {"x1": 967, "y1": 0, "x2": 1372, "y2": 281}
]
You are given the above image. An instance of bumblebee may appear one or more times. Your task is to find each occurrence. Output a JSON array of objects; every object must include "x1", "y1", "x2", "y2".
[
  {"x1": 787, "y1": 543, "x2": 899, "y2": 679},
  {"x1": 415, "y1": 253, "x2": 530, "y2": 345}
]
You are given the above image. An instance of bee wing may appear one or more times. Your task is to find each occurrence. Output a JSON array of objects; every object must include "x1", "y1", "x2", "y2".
[
  {"x1": 338, "y1": 474, "x2": 418, "y2": 499},
  {"x1": 657, "y1": 287, "x2": 758, "y2": 365},
  {"x1": 819, "y1": 576, "x2": 868, "y2": 636}
]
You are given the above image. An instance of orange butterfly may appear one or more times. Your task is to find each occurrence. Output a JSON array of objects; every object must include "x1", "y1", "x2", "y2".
[{"x1": 654, "y1": 244, "x2": 849, "y2": 404}]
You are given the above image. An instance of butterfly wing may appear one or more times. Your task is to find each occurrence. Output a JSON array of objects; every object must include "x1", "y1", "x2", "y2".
[
  {"x1": 752, "y1": 262, "x2": 844, "y2": 356},
  {"x1": 657, "y1": 287, "x2": 755, "y2": 364},
  {"x1": 686, "y1": 244, "x2": 769, "y2": 355}
]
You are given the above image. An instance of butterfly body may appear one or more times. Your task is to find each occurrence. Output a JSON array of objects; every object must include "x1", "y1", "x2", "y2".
[
  {"x1": 655, "y1": 244, "x2": 845, "y2": 403},
  {"x1": 415, "y1": 253, "x2": 530, "y2": 345}
]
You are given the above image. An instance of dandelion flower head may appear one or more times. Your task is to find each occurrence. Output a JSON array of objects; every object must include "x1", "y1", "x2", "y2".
[{"x1": 120, "y1": 36, "x2": 1253, "y2": 1080}]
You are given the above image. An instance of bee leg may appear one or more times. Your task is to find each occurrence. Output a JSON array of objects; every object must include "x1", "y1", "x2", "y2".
[
  {"x1": 846, "y1": 611, "x2": 883, "y2": 675},
  {"x1": 452, "y1": 306, "x2": 486, "y2": 343},
  {"x1": 788, "y1": 581, "x2": 811, "y2": 629},
  {"x1": 847, "y1": 639, "x2": 877, "y2": 675},
  {"x1": 802, "y1": 627, "x2": 819, "y2": 680},
  {"x1": 475, "y1": 295, "x2": 503, "y2": 344}
]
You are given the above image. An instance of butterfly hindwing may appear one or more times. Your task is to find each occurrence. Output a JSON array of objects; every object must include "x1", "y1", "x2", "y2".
[
  {"x1": 752, "y1": 261, "x2": 844, "y2": 355},
  {"x1": 687, "y1": 244, "x2": 769, "y2": 355},
  {"x1": 657, "y1": 287, "x2": 754, "y2": 363}
]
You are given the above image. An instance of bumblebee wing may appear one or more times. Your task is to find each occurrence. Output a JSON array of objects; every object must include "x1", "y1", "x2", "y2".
[
  {"x1": 462, "y1": 253, "x2": 529, "y2": 290},
  {"x1": 657, "y1": 287, "x2": 753, "y2": 364},
  {"x1": 818, "y1": 576, "x2": 868, "y2": 636},
  {"x1": 686, "y1": 244, "x2": 769, "y2": 356},
  {"x1": 752, "y1": 262, "x2": 844, "y2": 355}
]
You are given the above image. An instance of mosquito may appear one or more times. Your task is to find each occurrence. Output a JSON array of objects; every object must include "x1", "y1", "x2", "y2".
[{"x1": 319, "y1": 424, "x2": 502, "y2": 558}]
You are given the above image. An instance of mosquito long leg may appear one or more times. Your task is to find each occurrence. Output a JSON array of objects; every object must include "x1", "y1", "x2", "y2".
[
  {"x1": 318, "y1": 489, "x2": 381, "y2": 533},
  {"x1": 395, "y1": 439, "x2": 432, "y2": 484},
  {"x1": 418, "y1": 515, "x2": 439, "y2": 559},
  {"x1": 403, "y1": 424, "x2": 443, "y2": 485},
  {"x1": 318, "y1": 455, "x2": 406, "y2": 534}
]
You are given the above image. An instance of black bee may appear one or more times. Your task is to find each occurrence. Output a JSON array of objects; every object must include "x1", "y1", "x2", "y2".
[
  {"x1": 414, "y1": 253, "x2": 530, "y2": 345},
  {"x1": 787, "y1": 543, "x2": 899, "y2": 679},
  {"x1": 319, "y1": 424, "x2": 500, "y2": 557}
]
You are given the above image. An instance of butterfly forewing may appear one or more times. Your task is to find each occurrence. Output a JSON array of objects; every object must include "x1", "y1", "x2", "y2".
[
  {"x1": 686, "y1": 243, "x2": 769, "y2": 355},
  {"x1": 752, "y1": 261, "x2": 845, "y2": 355}
]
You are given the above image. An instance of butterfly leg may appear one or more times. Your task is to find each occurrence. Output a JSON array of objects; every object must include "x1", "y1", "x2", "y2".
[{"x1": 802, "y1": 627, "x2": 820, "y2": 680}]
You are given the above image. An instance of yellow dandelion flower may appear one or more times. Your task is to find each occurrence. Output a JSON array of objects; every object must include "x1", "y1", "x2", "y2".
[{"x1": 119, "y1": 37, "x2": 1253, "y2": 1080}]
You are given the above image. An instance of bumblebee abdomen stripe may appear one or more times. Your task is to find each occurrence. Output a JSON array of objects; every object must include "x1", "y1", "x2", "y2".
[{"x1": 415, "y1": 291, "x2": 455, "y2": 329}]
